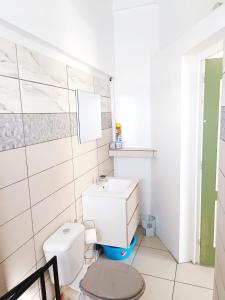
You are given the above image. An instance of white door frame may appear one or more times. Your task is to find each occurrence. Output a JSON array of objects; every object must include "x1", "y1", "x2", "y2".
[{"x1": 194, "y1": 44, "x2": 223, "y2": 264}]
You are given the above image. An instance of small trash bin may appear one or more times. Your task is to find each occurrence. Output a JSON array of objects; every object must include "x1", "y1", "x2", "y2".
[{"x1": 142, "y1": 215, "x2": 156, "y2": 237}]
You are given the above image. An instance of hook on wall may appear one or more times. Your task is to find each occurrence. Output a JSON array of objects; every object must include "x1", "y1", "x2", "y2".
[{"x1": 212, "y1": 1, "x2": 224, "y2": 11}]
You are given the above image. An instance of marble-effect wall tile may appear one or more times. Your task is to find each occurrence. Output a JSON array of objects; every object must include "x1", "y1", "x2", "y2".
[
  {"x1": 101, "y1": 112, "x2": 112, "y2": 130},
  {"x1": 0, "y1": 38, "x2": 18, "y2": 78},
  {"x1": 0, "y1": 77, "x2": 21, "y2": 113},
  {"x1": 221, "y1": 106, "x2": 225, "y2": 142},
  {"x1": 0, "y1": 114, "x2": 24, "y2": 151},
  {"x1": 94, "y1": 76, "x2": 110, "y2": 98},
  {"x1": 23, "y1": 113, "x2": 71, "y2": 146},
  {"x1": 17, "y1": 46, "x2": 67, "y2": 88},
  {"x1": 0, "y1": 37, "x2": 113, "y2": 297},
  {"x1": 20, "y1": 81, "x2": 69, "y2": 113},
  {"x1": 67, "y1": 66, "x2": 94, "y2": 92}
]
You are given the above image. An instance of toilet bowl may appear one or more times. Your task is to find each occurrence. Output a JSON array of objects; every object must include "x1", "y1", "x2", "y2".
[
  {"x1": 43, "y1": 223, "x2": 145, "y2": 300},
  {"x1": 80, "y1": 260, "x2": 145, "y2": 300}
]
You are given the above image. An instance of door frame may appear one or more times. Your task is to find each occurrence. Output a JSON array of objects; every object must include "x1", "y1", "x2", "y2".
[{"x1": 195, "y1": 49, "x2": 223, "y2": 264}]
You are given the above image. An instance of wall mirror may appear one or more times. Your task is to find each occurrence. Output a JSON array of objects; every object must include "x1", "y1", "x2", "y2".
[{"x1": 76, "y1": 90, "x2": 102, "y2": 143}]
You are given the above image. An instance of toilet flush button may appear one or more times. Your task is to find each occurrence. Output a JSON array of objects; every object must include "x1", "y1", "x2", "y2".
[{"x1": 63, "y1": 228, "x2": 70, "y2": 234}]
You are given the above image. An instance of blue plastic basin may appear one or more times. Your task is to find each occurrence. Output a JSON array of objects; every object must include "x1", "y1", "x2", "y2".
[{"x1": 101, "y1": 235, "x2": 137, "y2": 260}]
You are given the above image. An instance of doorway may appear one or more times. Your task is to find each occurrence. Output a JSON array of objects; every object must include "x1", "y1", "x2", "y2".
[{"x1": 199, "y1": 57, "x2": 223, "y2": 266}]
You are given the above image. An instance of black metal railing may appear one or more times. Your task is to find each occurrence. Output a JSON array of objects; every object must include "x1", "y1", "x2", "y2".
[{"x1": 0, "y1": 256, "x2": 60, "y2": 300}]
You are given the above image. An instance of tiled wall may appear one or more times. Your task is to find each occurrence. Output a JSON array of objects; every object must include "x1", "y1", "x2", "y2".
[
  {"x1": 213, "y1": 67, "x2": 225, "y2": 299},
  {"x1": 0, "y1": 37, "x2": 113, "y2": 299}
]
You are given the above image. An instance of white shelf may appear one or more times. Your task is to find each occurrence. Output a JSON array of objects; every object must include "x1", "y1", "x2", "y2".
[{"x1": 109, "y1": 148, "x2": 157, "y2": 158}]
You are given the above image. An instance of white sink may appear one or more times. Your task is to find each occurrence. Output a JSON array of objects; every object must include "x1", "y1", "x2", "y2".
[
  {"x1": 82, "y1": 176, "x2": 140, "y2": 248},
  {"x1": 83, "y1": 177, "x2": 138, "y2": 199}
]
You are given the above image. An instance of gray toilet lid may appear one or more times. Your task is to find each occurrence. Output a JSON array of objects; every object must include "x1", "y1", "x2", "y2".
[{"x1": 80, "y1": 260, "x2": 146, "y2": 300}]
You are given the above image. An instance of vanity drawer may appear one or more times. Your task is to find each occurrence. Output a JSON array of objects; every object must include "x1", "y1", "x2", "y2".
[
  {"x1": 127, "y1": 205, "x2": 140, "y2": 246},
  {"x1": 126, "y1": 186, "x2": 139, "y2": 224}
]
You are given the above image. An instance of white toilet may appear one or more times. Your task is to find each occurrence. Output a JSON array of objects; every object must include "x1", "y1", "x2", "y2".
[
  {"x1": 43, "y1": 223, "x2": 145, "y2": 300},
  {"x1": 43, "y1": 222, "x2": 85, "y2": 286}
]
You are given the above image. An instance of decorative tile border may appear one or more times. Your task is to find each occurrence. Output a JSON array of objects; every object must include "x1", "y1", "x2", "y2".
[
  {"x1": 0, "y1": 114, "x2": 25, "y2": 151},
  {"x1": 101, "y1": 112, "x2": 112, "y2": 130},
  {"x1": 221, "y1": 106, "x2": 225, "y2": 142},
  {"x1": 23, "y1": 113, "x2": 71, "y2": 146}
]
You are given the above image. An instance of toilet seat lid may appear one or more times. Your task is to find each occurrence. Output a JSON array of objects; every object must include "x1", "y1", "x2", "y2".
[{"x1": 80, "y1": 260, "x2": 145, "y2": 300}]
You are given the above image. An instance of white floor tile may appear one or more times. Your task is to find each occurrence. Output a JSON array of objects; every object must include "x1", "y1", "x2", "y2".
[
  {"x1": 132, "y1": 246, "x2": 177, "y2": 280},
  {"x1": 176, "y1": 263, "x2": 214, "y2": 289},
  {"x1": 140, "y1": 275, "x2": 174, "y2": 300},
  {"x1": 173, "y1": 282, "x2": 213, "y2": 300},
  {"x1": 141, "y1": 236, "x2": 168, "y2": 251}
]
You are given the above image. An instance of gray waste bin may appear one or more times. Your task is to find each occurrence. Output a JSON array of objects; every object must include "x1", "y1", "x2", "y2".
[{"x1": 142, "y1": 215, "x2": 156, "y2": 237}]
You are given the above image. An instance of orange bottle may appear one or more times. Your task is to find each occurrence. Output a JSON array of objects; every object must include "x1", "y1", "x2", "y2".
[{"x1": 115, "y1": 122, "x2": 123, "y2": 148}]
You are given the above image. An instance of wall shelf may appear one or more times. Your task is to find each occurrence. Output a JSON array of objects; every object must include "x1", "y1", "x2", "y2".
[{"x1": 109, "y1": 148, "x2": 157, "y2": 158}]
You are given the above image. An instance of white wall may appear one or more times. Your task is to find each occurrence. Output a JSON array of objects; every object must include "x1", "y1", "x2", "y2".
[
  {"x1": 159, "y1": 0, "x2": 220, "y2": 48},
  {"x1": 0, "y1": 0, "x2": 114, "y2": 74},
  {"x1": 151, "y1": 4, "x2": 225, "y2": 262},
  {"x1": 113, "y1": 1, "x2": 159, "y2": 216},
  {"x1": 114, "y1": 0, "x2": 158, "y2": 10}
]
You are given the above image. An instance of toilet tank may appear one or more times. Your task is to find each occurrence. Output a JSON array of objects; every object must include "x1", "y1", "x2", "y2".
[{"x1": 43, "y1": 223, "x2": 85, "y2": 286}]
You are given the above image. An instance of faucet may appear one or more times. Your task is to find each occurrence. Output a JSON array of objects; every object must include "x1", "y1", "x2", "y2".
[{"x1": 95, "y1": 175, "x2": 107, "y2": 185}]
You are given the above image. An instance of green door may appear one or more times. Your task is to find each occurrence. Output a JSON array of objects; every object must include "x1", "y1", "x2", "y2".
[{"x1": 200, "y1": 58, "x2": 223, "y2": 266}]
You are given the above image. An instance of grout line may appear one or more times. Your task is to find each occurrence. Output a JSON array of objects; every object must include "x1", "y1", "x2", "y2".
[
  {"x1": 0, "y1": 156, "x2": 112, "y2": 227},
  {"x1": 0, "y1": 175, "x2": 28, "y2": 192},
  {"x1": 172, "y1": 280, "x2": 176, "y2": 300},
  {"x1": 0, "y1": 133, "x2": 73, "y2": 154},
  {"x1": 19, "y1": 77, "x2": 68, "y2": 91},
  {"x1": 172, "y1": 263, "x2": 178, "y2": 299},
  {"x1": 0, "y1": 143, "x2": 25, "y2": 154},
  {"x1": 31, "y1": 180, "x2": 75, "y2": 208},
  {"x1": 174, "y1": 280, "x2": 214, "y2": 291},
  {"x1": 25, "y1": 133, "x2": 73, "y2": 148},
  {"x1": 0, "y1": 73, "x2": 18, "y2": 80},
  {"x1": 33, "y1": 202, "x2": 75, "y2": 236},
  {"x1": 22, "y1": 112, "x2": 72, "y2": 115},
  {"x1": 140, "y1": 244, "x2": 169, "y2": 252},
  {"x1": 25, "y1": 128, "x2": 75, "y2": 148},
  {"x1": 66, "y1": 65, "x2": 77, "y2": 220},
  {"x1": 174, "y1": 261, "x2": 178, "y2": 281},
  {"x1": 0, "y1": 157, "x2": 73, "y2": 191},
  {"x1": 0, "y1": 237, "x2": 34, "y2": 265},
  {"x1": 0, "y1": 149, "x2": 110, "y2": 206},
  {"x1": 15, "y1": 44, "x2": 39, "y2": 270},
  {"x1": 0, "y1": 207, "x2": 31, "y2": 228},
  {"x1": 26, "y1": 157, "x2": 73, "y2": 178},
  {"x1": 140, "y1": 272, "x2": 175, "y2": 283}
]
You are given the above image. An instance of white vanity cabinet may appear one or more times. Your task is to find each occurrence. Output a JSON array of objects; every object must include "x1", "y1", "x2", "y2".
[{"x1": 82, "y1": 178, "x2": 140, "y2": 248}]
